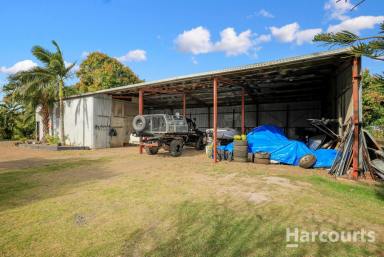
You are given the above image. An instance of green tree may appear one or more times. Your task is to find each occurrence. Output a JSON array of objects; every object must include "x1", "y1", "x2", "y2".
[
  {"x1": 0, "y1": 101, "x2": 21, "y2": 140},
  {"x1": 6, "y1": 41, "x2": 75, "y2": 144},
  {"x1": 4, "y1": 79, "x2": 55, "y2": 141},
  {"x1": 64, "y1": 85, "x2": 80, "y2": 97},
  {"x1": 75, "y1": 52, "x2": 143, "y2": 93},
  {"x1": 13, "y1": 104, "x2": 36, "y2": 140},
  {"x1": 314, "y1": 13, "x2": 383, "y2": 127},
  {"x1": 313, "y1": 22, "x2": 384, "y2": 61},
  {"x1": 361, "y1": 69, "x2": 384, "y2": 126}
]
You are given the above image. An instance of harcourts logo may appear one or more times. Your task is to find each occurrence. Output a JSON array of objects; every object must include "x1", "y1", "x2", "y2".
[{"x1": 286, "y1": 227, "x2": 376, "y2": 248}]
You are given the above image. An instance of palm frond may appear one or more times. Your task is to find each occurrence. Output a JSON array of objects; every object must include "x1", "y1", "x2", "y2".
[
  {"x1": 51, "y1": 40, "x2": 62, "y2": 57},
  {"x1": 313, "y1": 31, "x2": 359, "y2": 46},
  {"x1": 64, "y1": 62, "x2": 76, "y2": 77},
  {"x1": 32, "y1": 46, "x2": 53, "y2": 65}
]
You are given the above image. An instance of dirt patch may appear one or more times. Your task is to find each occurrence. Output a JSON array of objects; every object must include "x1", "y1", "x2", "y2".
[
  {"x1": 217, "y1": 186, "x2": 270, "y2": 205},
  {"x1": 263, "y1": 176, "x2": 298, "y2": 189},
  {"x1": 245, "y1": 192, "x2": 270, "y2": 204}
]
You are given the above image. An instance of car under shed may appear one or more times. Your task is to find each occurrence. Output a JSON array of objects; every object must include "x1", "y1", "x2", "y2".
[{"x1": 37, "y1": 48, "x2": 362, "y2": 176}]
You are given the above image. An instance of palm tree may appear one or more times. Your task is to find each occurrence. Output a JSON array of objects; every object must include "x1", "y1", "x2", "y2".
[
  {"x1": 5, "y1": 76, "x2": 56, "y2": 141},
  {"x1": 7, "y1": 41, "x2": 75, "y2": 144}
]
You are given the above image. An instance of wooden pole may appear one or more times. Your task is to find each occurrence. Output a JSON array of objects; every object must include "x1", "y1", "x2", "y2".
[
  {"x1": 139, "y1": 89, "x2": 144, "y2": 154},
  {"x1": 352, "y1": 56, "x2": 361, "y2": 179},
  {"x1": 213, "y1": 78, "x2": 218, "y2": 163}
]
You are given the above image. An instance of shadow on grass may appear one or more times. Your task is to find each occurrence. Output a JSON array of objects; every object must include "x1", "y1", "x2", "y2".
[
  {"x1": 0, "y1": 158, "x2": 59, "y2": 170},
  {"x1": 120, "y1": 200, "x2": 373, "y2": 257},
  {"x1": 0, "y1": 158, "x2": 114, "y2": 212},
  {"x1": 154, "y1": 147, "x2": 206, "y2": 158}
]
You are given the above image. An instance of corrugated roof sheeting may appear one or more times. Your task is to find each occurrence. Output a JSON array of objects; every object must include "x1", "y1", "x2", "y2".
[{"x1": 66, "y1": 48, "x2": 354, "y2": 107}]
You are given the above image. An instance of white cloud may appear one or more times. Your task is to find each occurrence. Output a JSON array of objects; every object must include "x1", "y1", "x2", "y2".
[
  {"x1": 191, "y1": 56, "x2": 198, "y2": 65},
  {"x1": 270, "y1": 22, "x2": 300, "y2": 43},
  {"x1": 255, "y1": 34, "x2": 271, "y2": 44},
  {"x1": 270, "y1": 22, "x2": 322, "y2": 45},
  {"x1": 81, "y1": 51, "x2": 90, "y2": 58},
  {"x1": 327, "y1": 15, "x2": 384, "y2": 34},
  {"x1": 175, "y1": 26, "x2": 254, "y2": 56},
  {"x1": 258, "y1": 9, "x2": 274, "y2": 18},
  {"x1": 175, "y1": 26, "x2": 213, "y2": 54},
  {"x1": 295, "y1": 28, "x2": 323, "y2": 45},
  {"x1": 116, "y1": 49, "x2": 147, "y2": 62},
  {"x1": 64, "y1": 61, "x2": 80, "y2": 72},
  {"x1": 247, "y1": 9, "x2": 274, "y2": 19},
  {"x1": 324, "y1": 0, "x2": 353, "y2": 21},
  {"x1": 214, "y1": 28, "x2": 253, "y2": 56},
  {"x1": 0, "y1": 60, "x2": 37, "y2": 74}
]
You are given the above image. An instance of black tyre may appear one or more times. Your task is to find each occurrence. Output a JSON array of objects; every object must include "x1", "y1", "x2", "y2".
[
  {"x1": 132, "y1": 115, "x2": 147, "y2": 132},
  {"x1": 233, "y1": 140, "x2": 247, "y2": 146},
  {"x1": 195, "y1": 136, "x2": 205, "y2": 150},
  {"x1": 170, "y1": 140, "x2": 183, "y2": 157},
  {"x1": 299, "y1": 154, "x2": 317, "y2": 169},
  {"x1": 145, "y1": 146, "x2": 159, "y2": 155}
]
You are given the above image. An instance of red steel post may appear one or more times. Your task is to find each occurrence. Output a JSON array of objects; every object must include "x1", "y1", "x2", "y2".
[
  {"x1": 352, "y1": 56, "x2": 361, "y2": 179},
  {"x1": 241, "y1": 88, "x2": 245, "y2": 134},
  {"x1": 213, "y1": 78, "x2": 218, "y2": 163},
  {"x1": 139, "y1": 89, "x2": 144, "y2": 154},
  {"x1": 183, "y1": 94, "x2": 186, "y2": 117}
]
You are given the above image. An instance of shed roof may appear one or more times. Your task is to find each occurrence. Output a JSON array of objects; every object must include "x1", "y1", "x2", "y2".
[{"x1": 68, "y1": 48, "x2": 354, "y2": 108}]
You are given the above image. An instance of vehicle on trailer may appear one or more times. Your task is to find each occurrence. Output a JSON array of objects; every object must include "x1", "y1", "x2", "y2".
[{"x1": 132, "y1": 113, "x2": 206, "y2": 156}]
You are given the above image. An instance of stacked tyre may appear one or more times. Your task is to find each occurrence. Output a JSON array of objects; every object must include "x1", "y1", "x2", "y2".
[{"x1": 233, "y1": 140, "x2": 248, "y2": 162}]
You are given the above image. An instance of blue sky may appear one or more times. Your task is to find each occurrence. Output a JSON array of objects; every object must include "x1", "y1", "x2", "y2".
[{"x1": 0, "y1": 0, "x2": 383, "y2": 100}]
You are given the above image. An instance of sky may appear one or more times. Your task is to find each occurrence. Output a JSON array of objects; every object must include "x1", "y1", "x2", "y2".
[{"x1": 0, "y1": 0, "x2": 383, "y2": 100}]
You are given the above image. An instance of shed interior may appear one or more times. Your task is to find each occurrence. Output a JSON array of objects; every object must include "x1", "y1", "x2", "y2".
[{"x1": 105, "y1": 49, "x2": 355, "y2": 139}]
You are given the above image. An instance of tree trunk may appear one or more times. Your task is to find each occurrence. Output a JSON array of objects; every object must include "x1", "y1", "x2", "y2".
[
  {"x1": 40, "y1": 102, "x2": 50, "y2": 142},
  {"x1": 59, "y1": 80, "x2": 65, "y2": 145}
]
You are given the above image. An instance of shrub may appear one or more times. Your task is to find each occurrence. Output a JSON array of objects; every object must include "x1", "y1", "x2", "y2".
[{"x1": 45, "y1": 135, "x2": 61, "y2": 145}]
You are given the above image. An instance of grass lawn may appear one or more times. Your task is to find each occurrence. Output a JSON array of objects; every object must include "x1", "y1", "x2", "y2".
[{"x1": 0, "y1": 144, "x2": 383, "y2": 257}]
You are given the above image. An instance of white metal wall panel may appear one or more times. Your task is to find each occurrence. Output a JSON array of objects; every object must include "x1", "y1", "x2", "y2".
[
  {"x1": 93, "y1": 94, "x2": 112, "y2": 148},
  {"x1": 49, "y1": 96, "x2": 94, "y2": 147},
  {"x1": 35, "y1": 106, "x2": 44, "y2": 141}
]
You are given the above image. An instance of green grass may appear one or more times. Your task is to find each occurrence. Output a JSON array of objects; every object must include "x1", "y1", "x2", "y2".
[
  {"x1": 303, "y1": 175, "x2": 384, "y2": 203},
  {"x1": 0, "y1": 155, "x2": 383, "y2": 257},
  {"x1": 0, "y1": 159, "x2": 108, "y2": 211},
  {"x1": 120, "y1": 200, "x2": 380, "y2": 257}
]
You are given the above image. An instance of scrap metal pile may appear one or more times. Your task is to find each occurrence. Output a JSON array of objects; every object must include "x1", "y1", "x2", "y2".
[
  {"x1": 361, "y1": 129, "x2": 384, "y2": 180},
  {"x1": 328, "y1": 119, "x2": 384, "y2": 180}
]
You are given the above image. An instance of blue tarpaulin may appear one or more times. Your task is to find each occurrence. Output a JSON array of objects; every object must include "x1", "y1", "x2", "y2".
[{"x1": 218, "y1": 125, "x2": 337, "y2": 168}]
